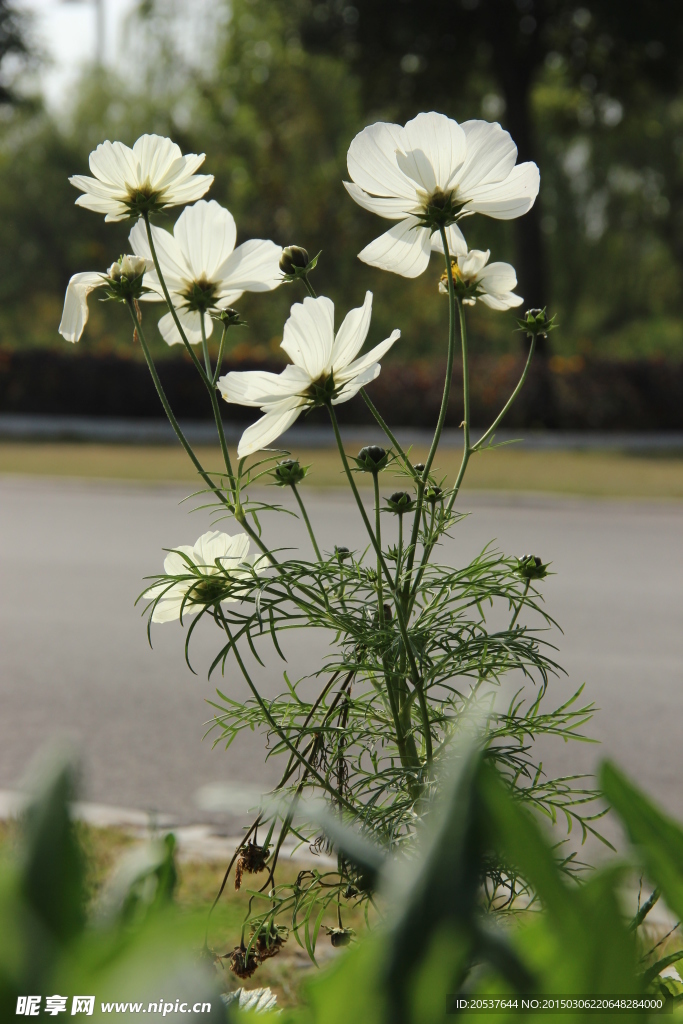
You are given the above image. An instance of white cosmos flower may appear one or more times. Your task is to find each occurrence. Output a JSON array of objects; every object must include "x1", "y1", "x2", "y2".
[
  {"x1": 58, "y1": 254, "x2": 151, "y2": 343},
  {"x1": 344, "y1": 111, "x2": 540, "y2": 278},
  {"x1": 70, "y1": 133, "x2": 213, "y2": 222},
  {"x1": 146, "y1": 529, "x2": 262, "y2": 624},
  {"x1": 218, "y1": 292, "x2": 399, "y2": 458},
  {"x1": 129, "y1": 200, "x2": 283, "y2": 346},
  {"x1": 439, "y1": 250, "x2": 523, "y2": 310}
]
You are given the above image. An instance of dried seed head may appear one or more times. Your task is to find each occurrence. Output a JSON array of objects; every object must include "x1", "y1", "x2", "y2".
[
  {"x1": 228, "y1": 945, "x2": 259, "y2": 979},
  {"x1": 252, "y1": 924, "x2": 288, "y2": 962},
  {"x1": 234, "y1": 841, "x2": 269, "y2": 890}
]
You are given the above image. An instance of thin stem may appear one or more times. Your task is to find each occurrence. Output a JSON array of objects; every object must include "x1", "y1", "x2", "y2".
[
  {"x1": 373, "y1": 472, "x2": 384, "y2": 620},
  {"x1": 402, "y1": 226, "x2": 457, "y2": 601},
  {"x1": 395, "y1": 513, "x2": 403, "y2": 593},
  {"x1": 471, "y1": 335, "x2": 537, "y2": 453},
  {"x1": 212, "y1": 324, "x2": 229, "y2": 385},
  {"x1": 446, "y1": 299, "x2": 472, "y2": 514},
  {"x1": 200, "y1": 311, "x2": 237, "y2": 496},
  {"x1": 199, "y1": 310, "x2": 212, "y2": 378},
  {"x1": 126, "y1": 300, "x2": 231, "y2": 509},
  {"x1": 219, "y1": 612, "x2": 358, "y2": 814},
  {"x1": 291, "y1": 482, "x2": 322, "y2": 561},
  {"x1": 301, "y1": 274, "x2": 317, "y2": 298},
  {"x1": 142, "y1": 212, "x2": 213, "y2": 390},
  {"x1": 509, "y1": 579, "x2": 531, "y2": 630},
  {"x1": 361, "y1": 389, "x2": 416, "y2": 478}
]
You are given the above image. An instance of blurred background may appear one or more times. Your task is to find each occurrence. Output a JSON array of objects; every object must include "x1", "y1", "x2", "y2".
[{"x1": 1, "y1": 0, "x2": 683, "y2": 429}]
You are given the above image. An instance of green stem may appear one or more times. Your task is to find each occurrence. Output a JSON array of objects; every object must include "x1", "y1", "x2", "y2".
[
  {"x1": 471, "y1": 335, "x2": 537, "y2": 453},
  {"x1": 509, "y1": 579, "x2": 531, "y2": 630},
  {"x1": 361, "y1": 389, "x2": 416, "y2": 478},
  {"x1": 373, "y1": 472, "x2": 384, "y2": 620},
  {"x1": 291, "y1": 482, "x2": 322, "y2": 561},
  {"x1": 402, "y1": 226, "x2": 457, "y2": 603},
  {"x1": 212, "y1": 324, "x2": 229, "y2": 385},
  {"x1": 327, "y1": 403, "x2": 431, "y2": 765},
  {"x1": 395, "y1": 513, "x2": 403, "y2": 593},
  {"x1": 200, "y1": 312, "x2": 237, "y2": 496},
  {"x1": 127, "y1": 301, "x2": 231, "y2": 508},
  {"x1": 142, "y1": 212, "x2": 213, "y2": 391},
  {"x1": 199, "y1": 310, "x2": 212, "y2": 378},
  {"x1": 220, "y1": 613, "x2": 357, "y2": 813},
  {"x1": 301, "y1": 274, "x2": 317, "y2": 298},
  {"x1": 446, "y1": 299, "x2": 472, "y2": 514}
]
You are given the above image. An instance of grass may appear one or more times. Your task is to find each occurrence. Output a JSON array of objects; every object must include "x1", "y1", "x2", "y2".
[{"x1": 2, "y1": 441, "x2": 683, "y2": 498}]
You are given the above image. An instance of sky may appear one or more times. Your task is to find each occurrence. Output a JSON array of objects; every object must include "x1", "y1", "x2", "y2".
[{"x1": 16, "y1": 0, "x2": 138, "y2": 109}]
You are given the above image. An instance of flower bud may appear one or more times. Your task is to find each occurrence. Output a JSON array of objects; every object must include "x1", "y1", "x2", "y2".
[
  {"x1": 210, "y1": 306, "x2": 246, "y2": 328},
  {"x1": 355, "y1": 445, "x2": 388, "y2": 473},
  {"x1": 335, "y1": 545, "x2": 351, "y2": 561},
  {"x1": 273, "y1": 458, "x2": 307, "y2": 487},
  {"x1": 425, "y1": 485, "x2": 443, "y2": 504},
  {"x1": 327, "y1": 927, "x2": 354, "y2": 948},
  {"x1": 516, "y1": 554, "x2": 549, "y2": 580},
  {"x1": 279, "y1": 245, "x2": 310, "y2": 274},
  {"x1": 105, "y1": 254, "x2": 148, "y2": 301},
  {"x1": 516, "y1": 308, "x2": 557, "y2": 339},
  {"x1": 385, "y1": 490, "x2": 413, "y2": 514},
  {"x1": 413, "y1": 463, "x2": 425, "y2": 474}
]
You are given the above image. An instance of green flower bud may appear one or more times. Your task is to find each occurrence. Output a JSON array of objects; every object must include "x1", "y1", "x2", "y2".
[
  {"x1": 210, "y1": 306, "x2": 246, "y2": 328},
  {"x1": 385, "y1": 490, "x2": 414, "y2": 513},
  {"x1": 327, "y1": 927, "x2": 354, "y2": 948},
  {"x1": 279, "y1": 245, "x2": 321, "y2": 282},
  {"x1": 516, "y1": 554, "x2": 549, "y2": 580},
  {"x1": 273, "y1": 458, "x2": 307, "y2": 486},
  {"x1": 335, "y1": 545, "x2": 351, "y2": 561},
  {"x1": 413, "y1": 463, "x2": 425, "y2": 474},
  {"x1": 105, "y1": 254, "x2": 148, "y2": 300},
  {"x1": 354, "y1": 445, "x2": 388, "y2": 473},
  {"x1": 279, "y1": 245, "x2": 310, "y2": 274},
  {"x1": 516, "y1": 307, "x2": 558, "y2": 340},
  {"x1": 425, "y1": 485, "x2": 443, "y2": 504}
]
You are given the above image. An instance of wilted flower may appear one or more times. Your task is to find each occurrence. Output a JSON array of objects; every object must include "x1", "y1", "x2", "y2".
[
  {"x1": 228, "y1": 945, "x2": 259, "y2": 979},
  {"x1": 130, "y1": 199, "x2": 282, "y2": 345},
  {"x1": 439, "y1": 250, "x2": 523, "y2": 310},
  {"x1": 70, "y1": 134, "x2": 213, "y2": 222},
  {"x1": 145, "y1": 529, "x2": 262, "y2": 624},
  {"x1": 218, "y1": 292, "x2": 400, "y2": 457},
  {"x1": 234, "y1": 841, "x2": 269, "y2": 890},
  {"x1": 345, "y1": 112, "x2": 539, "y2": 277},
  {"x1": 58, "y1": 254, "x2": 152, "y2": 343},
  {"x1": 326, "y1": 927, "x2": 354, "y2": 947}
]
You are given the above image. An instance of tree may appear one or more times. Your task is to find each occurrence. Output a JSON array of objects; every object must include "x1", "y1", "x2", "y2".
[
  {"x1": 296, "y1": 0, "x2": 683, "y2": 337},
  {"x1": 0, "y1": 0, "x2": 30, "y2": 104}
]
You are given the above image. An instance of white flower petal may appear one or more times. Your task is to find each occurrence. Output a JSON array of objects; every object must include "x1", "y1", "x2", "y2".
[
  {"x1": 478, "y1": 291, "x2": 523, "y2": 310},
  {"x1": 236, "y1": 402, "x2": 305, "y2": 458},
  {"x1": 331, "y1": 362, "x2": 382, "y2": 405},
  {"x1": 216, "y1": 238, "x2": 283, "y2": 293},
  {"x1": 456, "y1": 121, "x2": 518, "y2": 193},
  {"x1": 133, "y1": 134, "x2": 183, "y2": 186},
  {"x1": 347, "y1": 121, "x2": 418, "y2": 200},
  {"x1": 162, "y1": 546, "x2": 195, "y2": 575},
  {"x1": 334, "y1": 329, "x2": 400, "y2": 386},
  {"x1": 73, "y1": 192, "x2": 129, "y2": 221},
  {"x1": 358, "y1": 217, "x2": 432, "y2": 278},
  {"x1": 396, "y1": 112, "x2": 466, "y2": 192},
  {"x1": 151, "y1": 586, "x2": 187, "y2": 624},
  {"x1": 343, "y1": 181, "x2": 414, "y2": 220},
  {"x1": 193, "y1": 530, "x2": 248, "y2": 570},
  {"x1": 174, "y1": 200, "x2": 237, "y2": 282},
  {"x1": 429, "y1": 221, "x2": 468, "y2": 258},
  {"x1": 462, "y1": 161, "x2": 540, "y2": 219},
  {"x1": 58, "y1": 271, "x2": 106, "y2": 343},
  {"x1": 281, "y1": 295, "x2": 335, "y2": 380},
  {"x1": 218, "y1": 365, "x2": 309, "y2": 407},
  {"x1": 160, "y1": 175, "x2": 214, "y2": 206},
  {"x1": 330, "y1": 290, "x2": 373, "y2": 371},
  {"x1": 89, "y1": 140, "x2": 138, "y2": 189},
  {"x1": 157, "y1": 308, "x2": 206, "y2": 346},
  {"x1": 477, "y1": 260, "x2": 518, "y2": 292},
  {"x1": 458, "y1": 249, "x2": 490, "y2": 279}
]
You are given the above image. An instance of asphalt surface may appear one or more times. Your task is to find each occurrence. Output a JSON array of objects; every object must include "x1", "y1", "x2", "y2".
[{"x1": 1, "y1": 476, "x2": 682, "y2": 829}]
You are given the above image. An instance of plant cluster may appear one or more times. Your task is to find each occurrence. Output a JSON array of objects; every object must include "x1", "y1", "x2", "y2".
[{"x1": 59, "y1": 112, "x2": 603, "y2": 978}]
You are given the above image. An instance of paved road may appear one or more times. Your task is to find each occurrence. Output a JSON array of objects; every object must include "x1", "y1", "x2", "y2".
[{"x1": 1, "y1": 476, "x2": 682, "y2": 829}]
